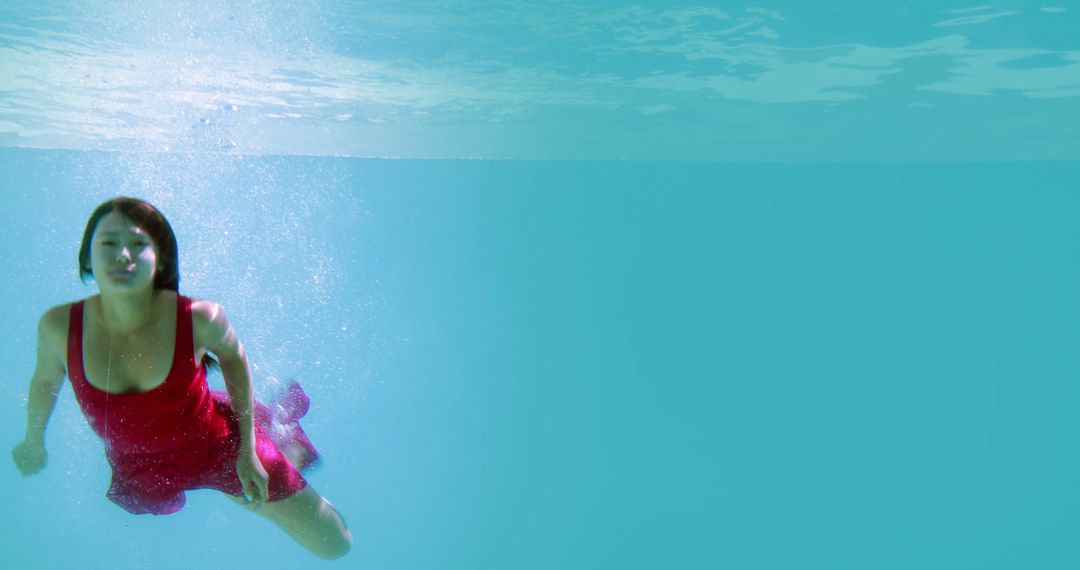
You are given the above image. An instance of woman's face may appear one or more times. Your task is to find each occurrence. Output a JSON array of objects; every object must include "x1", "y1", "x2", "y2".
[{"x1": 89, "y1": 211, "x2": 160, "y2": 293}]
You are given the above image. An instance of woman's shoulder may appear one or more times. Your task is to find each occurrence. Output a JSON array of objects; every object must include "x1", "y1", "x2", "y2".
[
  {"x1": 185, "y1": 295, "x2": 226, "y2": 322},
  {"x1": 184, "y1": 295, "x2": 231, "y2": 332},
  {"x1": 40, "y1": 297, "x2": 91, "y2": 325},
  {"x1": 37, "y1": 297, "x2": 90, "y2": 347},
  {"x1": 185, "y1": 295, "x2": 233, "y2": 343}
]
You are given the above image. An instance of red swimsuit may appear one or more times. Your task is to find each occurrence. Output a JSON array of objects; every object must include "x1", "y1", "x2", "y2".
[{"x1": 67, "y1": 294, "x2": 319, "y2": 515}]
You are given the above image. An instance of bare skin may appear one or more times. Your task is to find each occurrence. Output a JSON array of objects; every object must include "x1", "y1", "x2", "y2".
[{"x1": 11, "y1": 212, "x2": 352, "y2": 560}]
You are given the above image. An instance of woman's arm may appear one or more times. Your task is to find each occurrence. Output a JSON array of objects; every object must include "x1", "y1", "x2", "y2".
[
  {"x1": 12, "y1": 306, "x2": 68, "y2": 475},
  {"x1": 193, "y1": 300, "x2": 268, "y2": 503},
  {"x1": 196, "y1": 302, "x2": 255, "y2": 446}
]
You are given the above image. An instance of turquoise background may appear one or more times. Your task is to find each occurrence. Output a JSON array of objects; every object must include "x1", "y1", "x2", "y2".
[
  {"x1": 2, "y1": 1, "x2": 1080, "y2": 568},
  {"x1": 3, "y1": 152, "x2": 1080, "y2": 568}
]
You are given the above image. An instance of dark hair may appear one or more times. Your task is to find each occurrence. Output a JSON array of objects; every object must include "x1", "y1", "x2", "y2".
[
  {"x1": 79, "y1": 197, "x2": 179, "y2": 290},
  {"x1": 78, "y1": 196, "x2": 220, "y2": 373}
]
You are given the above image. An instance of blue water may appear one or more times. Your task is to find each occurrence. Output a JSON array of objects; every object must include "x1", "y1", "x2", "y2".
[
  {"x1": 3, "y1": 2, "x2": 1080, "y2": 569},
  {"x1": 2, "y1": 2, "x2": 1079, "y2": 160}
]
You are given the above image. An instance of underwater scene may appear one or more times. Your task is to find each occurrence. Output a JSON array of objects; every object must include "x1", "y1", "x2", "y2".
[{"x1": 2, "y1": 2, "x2": 1080, "y2": 569}]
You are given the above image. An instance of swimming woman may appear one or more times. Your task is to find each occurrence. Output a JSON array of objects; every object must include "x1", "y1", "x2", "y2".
[{"x1": 10, "y1": 197, "x2": 352, "y2": 560}]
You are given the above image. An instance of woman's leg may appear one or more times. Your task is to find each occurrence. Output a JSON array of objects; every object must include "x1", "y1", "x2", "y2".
[{"x1": 228, "y1": 486, "x2": 352, "y2": 560}]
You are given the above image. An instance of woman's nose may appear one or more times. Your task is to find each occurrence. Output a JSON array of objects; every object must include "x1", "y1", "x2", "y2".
[{"x1": 116, "y1": 248, "x2": 131, "y2": 263}]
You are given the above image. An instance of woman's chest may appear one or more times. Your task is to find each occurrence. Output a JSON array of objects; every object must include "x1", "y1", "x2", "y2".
[{"x1": 82, "y1": 320, "x2": 177, "y2": 394}]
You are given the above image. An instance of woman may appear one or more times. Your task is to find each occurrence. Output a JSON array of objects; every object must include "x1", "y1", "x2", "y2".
[{"x1": 11, "y1": 197, "x2": 352, "y2": 560}]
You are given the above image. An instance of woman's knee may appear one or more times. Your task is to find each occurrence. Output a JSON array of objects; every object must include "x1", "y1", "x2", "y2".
[
  {"x1": 224, "y1": 487, "x2": 352, "y2": 558},
  {"x1": 311, "y1": 496, "x2": 352, "y2": 559},
  {"x1": 315, "y1": 528, "x2": 352, "y2": 560},
  {"x1": 268, "y1": 488, "x2": 352, "y2": 558}
]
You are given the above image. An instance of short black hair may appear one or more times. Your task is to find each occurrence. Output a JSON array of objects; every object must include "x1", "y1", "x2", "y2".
[{"x1": 78, "y1": 196, "x2": 180, "y2": 291}]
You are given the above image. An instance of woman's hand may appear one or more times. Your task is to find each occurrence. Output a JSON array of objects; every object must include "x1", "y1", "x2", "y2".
[
  {"x1": 236, "y1": 445, "x2": 270, "y2": 508},
  {"x1": 12, "y1": 438, "x2": 48, "y2": 476}
]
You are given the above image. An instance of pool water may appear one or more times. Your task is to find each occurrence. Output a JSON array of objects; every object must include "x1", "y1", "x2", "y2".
[{"x1": 1, "y1": 3, "x2": 1079, "y2": 569}]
